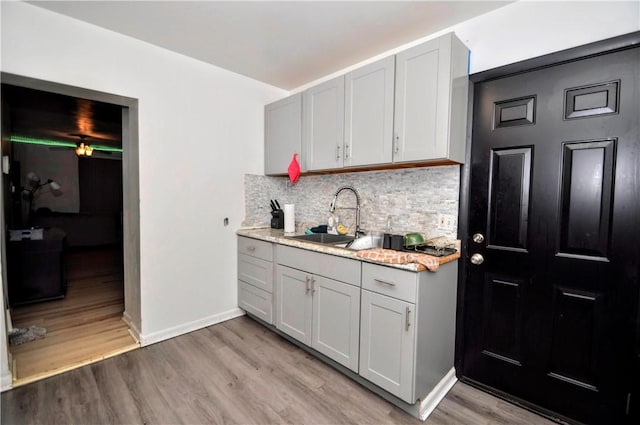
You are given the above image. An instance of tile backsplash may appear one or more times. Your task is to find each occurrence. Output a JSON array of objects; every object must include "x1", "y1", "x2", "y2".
[{"x1": 243, "y1": 165, "x2": 460, "y2": 239}]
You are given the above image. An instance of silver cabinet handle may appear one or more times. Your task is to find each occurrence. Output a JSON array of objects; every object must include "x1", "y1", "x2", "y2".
[
  {"x1": 405, "y1": 306, "x2": 411, "y2": 330},
  {"x1": 336, "y1": 145, "x2": 341, "y2": 160},
  {"x1": 472, "y1": 233, "x2": 485, "y2": 244},
  {"x1": 305, "y1": 275, "x2": 311, "y2": 293},
  {"x1": 394, "y1": 133, "x2": 400, "y2": 154},
  {"x1": 374, "y1": 278, "x2": 396, "y2": 287},
  {"x1": 344, "y1": 144, "x2": 349, "y2": 160},
  {"x1": 311, "y1": 276, "x2": 316, "y2": 295},
  {"x1": 246, "y1": 246, "x2": 256, "y2": 252}
]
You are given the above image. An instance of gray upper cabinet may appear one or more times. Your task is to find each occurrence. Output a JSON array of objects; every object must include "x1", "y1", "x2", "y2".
[
  {"x1": 264, "y1": 93, "x2": 302, "y2": 175},
  {"x1": 393, "y1": 33, "x2": 469, "y2": 164},
  {"x1": 345, "y1": 56, "x2": 395, "y2": 167},
  {"x1": 264, "y1": 31, "x2": 468, "y2": 172},
  {"x1": 304, "y1": 76, "x2": 345, "y2": 171}
]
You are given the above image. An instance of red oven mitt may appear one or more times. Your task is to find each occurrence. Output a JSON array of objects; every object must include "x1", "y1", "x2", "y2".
[{"x1": 288, "y1": 153, "x2": 301, "y2": 183}]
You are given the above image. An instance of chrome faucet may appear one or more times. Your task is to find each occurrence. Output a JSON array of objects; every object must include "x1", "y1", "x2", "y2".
[{"x1": 330, "y1": 185, "x2": 363, "y2": 238}]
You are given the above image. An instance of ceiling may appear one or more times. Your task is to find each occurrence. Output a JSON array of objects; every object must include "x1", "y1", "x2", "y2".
[
  {"x1": 28, "y1": 1, "x2": 512, "y2": 90},
  {"x1": 3, "y1": 84, "x2": 123, "y2": 148}
]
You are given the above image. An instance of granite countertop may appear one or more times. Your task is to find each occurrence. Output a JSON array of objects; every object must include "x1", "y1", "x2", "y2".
[{"x1": 236, "y1": 227, "x2": 460, "y2": 272}]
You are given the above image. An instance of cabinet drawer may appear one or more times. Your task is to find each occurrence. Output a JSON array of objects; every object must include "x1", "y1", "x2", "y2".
[
  {"x1": 238, "y1": 236, "x2": 273, "y2": 261},
  {"x1": 362, "y1": 262, "x2": 417, "y2": 303},
  {"x1": 277, "y1": 245, "x2": 360, "y2": 286},
  {"x1": 238, "y1": 281, "x2": 273, "y2": 324},
  {"x1": 238, "y1": 253, "x2": 273, "y2": 293}
]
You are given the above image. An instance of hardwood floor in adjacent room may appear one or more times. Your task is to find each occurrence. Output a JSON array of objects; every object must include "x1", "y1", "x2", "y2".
[
  {"x1": 2, "y1": 315, "x2": 556, "y2": 424},
  {"x1": 8, "y1": 247, "x2": 138, "y2": 386}
]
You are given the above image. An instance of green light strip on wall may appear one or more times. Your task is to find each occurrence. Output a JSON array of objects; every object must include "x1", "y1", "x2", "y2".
[{"x1": 10, "y1": 135, "x2": 124, "y2": 153}]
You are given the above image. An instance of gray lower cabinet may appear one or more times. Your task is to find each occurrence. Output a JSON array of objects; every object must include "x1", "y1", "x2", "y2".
[
  {"x1": 237, "y1": 237, "x2": 274, "y2": 324},
  {"x1": 312, "y1": 274, "x2": 360, "y2": 371},
  {"x1": 275, "y1": 265, "x2": 312, "y2": 344},
  {"x1": 239, "y1": 237, "x2": 458, "y2": 419},
  {"x1": 275, "y1": 245, "x2": 361, "y2": 372},
  {"x1": 359, "y1": 289, "x2": 415, "y2": 402},
  {"x1": 359, "y1": 261, "x2": 457, "y2": 405},
  {"x1": 276, "y1": 264, "x2": 361, "y2": 372}
]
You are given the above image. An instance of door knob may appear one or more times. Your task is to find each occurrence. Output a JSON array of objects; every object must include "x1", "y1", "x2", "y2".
[
  {"x1": 470, "y1": 253, "x2": 484, "y2": 265},
  {"x1": 472, "y1": 233, "x2": 485, "y2": 244}
]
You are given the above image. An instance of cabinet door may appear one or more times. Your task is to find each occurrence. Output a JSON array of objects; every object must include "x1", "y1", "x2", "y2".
[
  {"x1": 265, "y1": 93, "x2": 302, "y2": 175},
  {"x1": 359, "y1": 290, "x2": 416, "y2": 403},
  {"x1": 345, "y1": 56, "x2": 395, "y2": 167},
  {"x1": 304, "y1": 76, "x2": 345, "y2": 171},
  {"x1": 311, "y1": 276, "x2": 360, "y2": 372},
  {"x1": 393, "y1": 36, "x2": 451, "y2": 163},
  {"x1": 275, "y1": 265, "x2": 312, "y2": 345}
]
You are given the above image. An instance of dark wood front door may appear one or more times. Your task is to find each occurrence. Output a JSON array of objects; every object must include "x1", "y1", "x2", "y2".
[{"x1": 461, "y1": 46, "x2": 639, "y2": 424}]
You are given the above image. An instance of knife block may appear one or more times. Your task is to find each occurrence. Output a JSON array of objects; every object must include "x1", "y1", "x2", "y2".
[{"x1": 270, "y1": 210, "x2": 284, "y2": 229}]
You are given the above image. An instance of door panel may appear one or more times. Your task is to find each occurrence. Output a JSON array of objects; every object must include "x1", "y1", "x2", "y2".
[
  {"x1": 487, "y1": 147, "x2": 532, "y2": 251},
  {"x1": 463, "y1": 46, "x2": 639, "y2": 424},
  {"x1": 558, "y1": 140, "x2": 615, "y2": 259},
  {"x1": 345, "y1": 56, "x2": 394, "y2": 167},
  {"x1": 481, "y1": 274, "x2": 525, "y2": 366},
  {"x1": 311, "y1": 276, "x2": 360, "y2": 372},
  {"x1": 275, "y1": 265, "x2": 312, "y2": 345},
  {"x1": 304, "y1": 76, "x2": 345, "y2": 171},
  {"x1": 359, "y1": 290, "x2": 415, "y2": 403}
]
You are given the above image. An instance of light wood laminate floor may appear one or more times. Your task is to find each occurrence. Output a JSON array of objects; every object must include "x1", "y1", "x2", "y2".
[
  {"x1": 2, "y1": 315, "x2": 556, "y2": 424},
  {"x1": 9, "y1": 247, "x2": 138, "y2": 386}
]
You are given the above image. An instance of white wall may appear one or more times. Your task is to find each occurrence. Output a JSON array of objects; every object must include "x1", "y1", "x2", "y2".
[
  {"x1": 1, "y1": 1, "x2": 286, "y2": 351},
  {"x1": 293, "y1": 1, "x2": 640, "y2": 92}
]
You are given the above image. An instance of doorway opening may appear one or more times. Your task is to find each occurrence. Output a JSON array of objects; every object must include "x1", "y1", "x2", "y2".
[{"x1": 1, "y1": 74, "x2": 141, "y2": 387}]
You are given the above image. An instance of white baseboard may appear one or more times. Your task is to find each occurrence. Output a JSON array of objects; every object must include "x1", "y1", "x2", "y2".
[
  {"x1": 418, "y1": 368, "x2": 458, "y2": 421},
  {"x1": 1, "y1": 371, "x2": 12, "y2": 392},
  {"x1": 122, "y1": 311, "x2": 141, "y2": 343},
  {"x1": 139, "y1": 308, "x2": 245, "y2": 347}
]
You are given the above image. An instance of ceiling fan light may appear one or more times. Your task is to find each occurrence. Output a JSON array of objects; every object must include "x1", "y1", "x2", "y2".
[
  {"x1": 76, "y1": 143, "x2": 86, "y2": 156},
  {"x1": 85, "y1": 145, "x2": 94, "y2": 156}
]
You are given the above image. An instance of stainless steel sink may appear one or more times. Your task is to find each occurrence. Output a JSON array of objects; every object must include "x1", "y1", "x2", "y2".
[
  {"x1": 287, "y1": 233, "x2": 355, "y2": 245},
  {"x1": 286, "y1": 233, "x2": 384, "y2": 251},
  {"x1": 342, "y1": 234, "x2": 383, "y2": 251}
]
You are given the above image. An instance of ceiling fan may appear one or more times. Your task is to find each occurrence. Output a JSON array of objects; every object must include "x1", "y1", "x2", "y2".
[{"x1": 10, "y1": 133, "x2": 123, "y2": 159}]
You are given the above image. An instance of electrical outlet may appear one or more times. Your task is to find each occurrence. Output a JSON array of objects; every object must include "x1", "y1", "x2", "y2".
[{"x1": 437, "y1": 214, "x2": 457, "y2": 231}]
